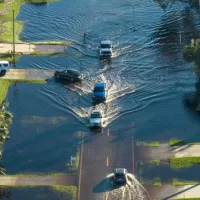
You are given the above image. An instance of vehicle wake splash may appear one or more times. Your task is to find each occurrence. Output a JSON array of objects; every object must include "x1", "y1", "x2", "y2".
[{"x1": 104, "y1": 174, "x2": 151, "y2": 200}]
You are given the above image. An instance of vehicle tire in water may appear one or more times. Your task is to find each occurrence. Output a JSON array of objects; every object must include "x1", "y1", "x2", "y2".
[{"x1": 1, "y1": 70, "x2": 6, "y2": 76}]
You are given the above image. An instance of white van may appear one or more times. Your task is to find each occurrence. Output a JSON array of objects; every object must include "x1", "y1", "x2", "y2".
[{"x1": 0, "y1": 61, "x2": 10, "y2": 76}]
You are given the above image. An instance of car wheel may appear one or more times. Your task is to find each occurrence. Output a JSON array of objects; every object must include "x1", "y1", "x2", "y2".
[{"x1": 1, "y1": 70, "x2": 6, "y2": 76}]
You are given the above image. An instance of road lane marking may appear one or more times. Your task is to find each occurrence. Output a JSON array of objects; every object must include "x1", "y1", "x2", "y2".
[
  {"x1": 106, "y1": 157, "x2": 109, "y2": 167},
  {"x1": 77, "y1": 132, "x2": 84, "y2": 200},
  {"x1": 107, "y1": 129, "x2": 109, "y2": 136}
]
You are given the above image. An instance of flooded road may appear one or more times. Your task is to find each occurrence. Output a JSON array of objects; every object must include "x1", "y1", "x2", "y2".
[{"x1": 1, "y1": 0, "x2": 200, "y2": 199}]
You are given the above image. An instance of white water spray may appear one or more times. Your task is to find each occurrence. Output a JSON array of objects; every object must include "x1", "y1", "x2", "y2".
[{"x1": 104, "y1": 173, "x2": 151, "y2": 200}]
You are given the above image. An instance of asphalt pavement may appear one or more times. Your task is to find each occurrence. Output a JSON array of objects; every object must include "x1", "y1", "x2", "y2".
[{"x1": 78, "y1": 129, "x2": 134, "y2": 200}]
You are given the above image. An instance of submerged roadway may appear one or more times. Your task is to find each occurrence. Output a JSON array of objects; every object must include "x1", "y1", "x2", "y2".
[{"x1": 77, "y1": 128, "x2": 136, "y2": 200}]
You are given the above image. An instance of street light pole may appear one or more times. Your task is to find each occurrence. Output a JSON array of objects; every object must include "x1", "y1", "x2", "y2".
[{"x1": 12, "y1": 10, "x2": 15, "y2": 68}]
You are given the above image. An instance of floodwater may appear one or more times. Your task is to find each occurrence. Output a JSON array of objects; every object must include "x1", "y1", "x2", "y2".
[{"x1": 1, "y1": 0, "x2": 200, "y2": 199}]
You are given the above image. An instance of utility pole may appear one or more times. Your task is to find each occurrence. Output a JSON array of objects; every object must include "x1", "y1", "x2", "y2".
[{"x1": 12, "y1": 10, "x2": 15, "y2": 68}]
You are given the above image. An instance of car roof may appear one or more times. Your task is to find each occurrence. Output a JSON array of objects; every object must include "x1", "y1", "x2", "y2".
[
  {"x1": 94, "y1": 83, "x2": 106, "y2": 87},
  {"x1": 114, "y1": 168, "x2": 127, "y2": 174},
  {"x1": 62, "y1": 69, "x2": 80, "y2": 75},
  {"x1": 0, "y1": 61, "x2": 9, "y2": 64},
  {"x1": 101, "y1": 40, "x2": 111, "y2": 44}
]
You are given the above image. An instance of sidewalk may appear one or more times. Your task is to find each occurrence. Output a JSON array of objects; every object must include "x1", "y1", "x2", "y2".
[
  {"x1": 148, "y1": 184, "x2": 200, "y2": 200},
  {"x1": 0, "y1": 174, "x2": 77, "y2": 186},
  {"x1": 0, "y1": 69, "x2": 54, "y2": 80},
  {"x1": 0, "y1": 43, "x2": 66, "y2": 54}
]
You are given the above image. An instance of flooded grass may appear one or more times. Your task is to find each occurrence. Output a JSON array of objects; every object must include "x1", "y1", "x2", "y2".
[
  {"x1": 149, "y1": 160, "x2": 160, "y2": 165},
  {"x1": 169, "y1": 139, "x2": 200, "y2": 146},
  {"x1": 173, "y1": 178, "x2": 200, "y2": 186},
  {"x1": 136, "y1": 141, "x2": 159, "y2": 147},
  {"x1": 152, "y1": 177, "x2": 161, "y2": 186},
  {"x1": 170, "y1": 157, "x2": 200, "y2": 168},
  {"x1": 66, "y1": 149, "x2": 80, "y2": 173},
  {"x1": 52, "y1": 185, "x2": 77, "y2": 200}
]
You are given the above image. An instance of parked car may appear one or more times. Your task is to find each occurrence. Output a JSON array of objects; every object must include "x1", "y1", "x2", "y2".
[
  {"x1": 0, "y1": 61, "x2": 10, "y2": 76},
  {"x1": 89, "y1": 110, "x2": 104, "y2": 128},
  {"x1": 112, "y1": 168, "x2": 128, "y2": 187},
  {"x1": 92, "y1": 83, "x2": 108, "y2": 102},
  {"x1": 99, "y1": 40, "x2": 113, "y2": 59},
  {"x1": 54, "y1": 69, "x2": 83, "y2": 82}
]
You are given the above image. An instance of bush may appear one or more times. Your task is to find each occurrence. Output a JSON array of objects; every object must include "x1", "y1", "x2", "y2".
[{"x1": 183, "y1": 45, "x2": 195, "y2": 62}]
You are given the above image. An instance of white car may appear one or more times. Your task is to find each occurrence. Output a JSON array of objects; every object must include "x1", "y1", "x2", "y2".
[
  {"x1": 0, "y1": 61, "x2": 10, "y2": 76},
  {"x1": 99, "y1": 40, "x2": 113, "y2": 59},
  {"x1": 89, "y1": 110, "x2": 104, "y2": 128}
]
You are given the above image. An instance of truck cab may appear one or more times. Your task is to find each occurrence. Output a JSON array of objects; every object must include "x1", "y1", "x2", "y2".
[
  {"x1": 99, "y1": 40, "x2": 113, "y2": 59},
  {"x1": 92, "y1": 83, "x2": 108, "y2": 102}
]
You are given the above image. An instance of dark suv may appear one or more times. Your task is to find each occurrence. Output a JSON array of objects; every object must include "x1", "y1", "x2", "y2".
[
  {"x1": 112, "y1": 168, "x2": 128, "y2": 187},
  {"x1": 54, "y1": 69, "x2": 83, "y2": 82}
]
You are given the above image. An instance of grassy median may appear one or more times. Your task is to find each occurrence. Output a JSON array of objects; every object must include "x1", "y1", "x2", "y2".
[
  {"x1": 169, "y1": 139, "x2": 200, "y2": 146},
  {"x1": 173, "y1": 178, "x2": 200, "y2": 186},
  {"x1": 170, "y1": 157, "x2": 200, "y2": 168}
]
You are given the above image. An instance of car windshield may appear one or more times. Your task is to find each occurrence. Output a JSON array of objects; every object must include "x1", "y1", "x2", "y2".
[
  {"x1": 101, "y1": 51, "x2": 111, "y2": 55},
  {"x1": 3, "y1": 64, "x2": 9, "y2": 67},
  {"x1": 91, "y1": 113, "x2": 102, "y2": 118},
  {"x1": 101, "y1": 44, "x2": 111, "y2": 48},
  {"x1": 94, "y1": 87, "x2": 105, "y2": 92},
  {"x1": 115, "y1": 173, "x2": 125, "y2": 178}
]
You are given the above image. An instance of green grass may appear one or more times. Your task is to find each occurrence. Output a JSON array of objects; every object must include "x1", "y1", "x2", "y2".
[
  {"x1": 52, "y1": 185, "x2": 77, "y2": 200},
  {"x1": 0, "y1": 53, "x2": 22, "y2": 63},
  {"x1": 0, "y1": 2, "x2": 4, "y2": 12},
  {"x1": 152, "y1": 177, "x2": 161, "y2": 186},
  {"x1": 139, "y1": 178, "x2": 161, "y2": 186},
  {"x1": 149, "y1": 160, "x2": 160, "y2": 165},
  {"x1": 169, "y1": 139, "x2": 200, "y2": 146},
  {"x1": 0, "y1": 80, "x2": 12, "y2": 105},
  {"x1": 170, "y1": 157, "x2": 200, "y2": 168},
  {"x1": 173, "y1": 178, "x2": 200, "y2": 186},
  {"x1": 1, "y1": 185, "x2": 77, "y2": 199},
  {"x1": 136, "y1": 141, "x2": 159, "y2": 147},
  {"x1": 0, "y1": 0, "x2": 60, "y2": 42}
]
